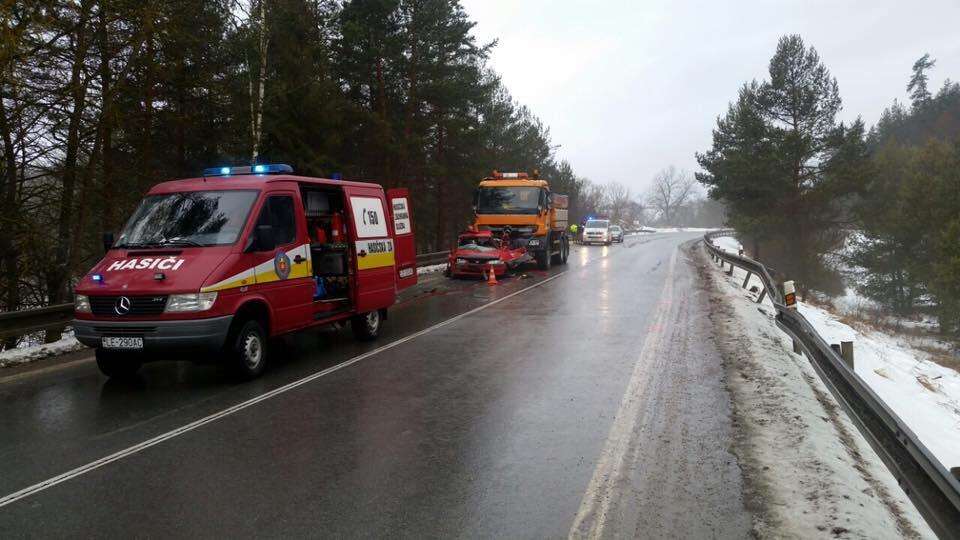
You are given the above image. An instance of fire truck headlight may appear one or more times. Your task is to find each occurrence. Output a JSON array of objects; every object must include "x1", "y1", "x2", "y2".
[
  {"x1": 489, "y1": 260, "x2": 504, "y2": 265},
  {"x1": 456, "y1": 258, "x2": 467, "y2": 265},
  {"x1": 165, "y1": 292, "x2": 218, "y2": 312},
  {"x1": 75, "y1": 294, "x2": 91, "y2": 313}
]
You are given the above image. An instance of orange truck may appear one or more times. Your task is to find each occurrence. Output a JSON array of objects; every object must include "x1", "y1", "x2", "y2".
[{"x1": 471, "y1": 170, "x2": 569, "y2": 269}]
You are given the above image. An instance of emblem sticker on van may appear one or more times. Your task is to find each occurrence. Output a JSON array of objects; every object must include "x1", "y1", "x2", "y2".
[
  {"x1": 106, "y1": 257, "x2": 185, "y2": 271},
  {"x1": 274, "y1": 251, "x2": 292, "y2": 280}
]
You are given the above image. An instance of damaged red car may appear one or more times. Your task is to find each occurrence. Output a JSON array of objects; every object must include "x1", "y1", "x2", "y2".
[{"x1": 446, "y1": 228, "x2": 532, "y2": 278}]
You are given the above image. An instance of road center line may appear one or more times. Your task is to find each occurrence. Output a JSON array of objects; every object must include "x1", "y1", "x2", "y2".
[
  {"x1": 569, "y1": 248, "x2": 679, "y2": 539},
  {"x1": 0, "y1": 271, "x2": 567, "y2": 510}
]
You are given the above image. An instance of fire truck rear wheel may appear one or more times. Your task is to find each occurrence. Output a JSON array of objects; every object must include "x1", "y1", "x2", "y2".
[
  {"x1": 227, "y1": 319, "x2": 268, "y2": 380},
  {"x1": 95, "y1": 349, "x2": 142, "y2": 379},
  {"x1": 352, "y1": 310, "x2": 381, "y2": 341}
]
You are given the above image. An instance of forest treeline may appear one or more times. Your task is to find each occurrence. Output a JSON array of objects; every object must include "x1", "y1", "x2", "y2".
[
  {"x1": 699, "y1": 36, "x2": 960, "y2": 335},
  {"x1": 0, "y1": 0, "x2": 600, "y2": 315}
]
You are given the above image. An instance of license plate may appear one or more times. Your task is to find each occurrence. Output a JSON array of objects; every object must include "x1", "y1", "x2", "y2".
[{"x1": 102, "y1": 337, "x2": 143, "y2": 349}]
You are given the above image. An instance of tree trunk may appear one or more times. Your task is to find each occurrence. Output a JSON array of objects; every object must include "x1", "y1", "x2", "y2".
[
  {"x1": 434, "y1": 121, "x2": 446, "y2": 249},
  {"x1": 140, "y1": 3, "x2": 155, "y2": 190},
  {"x1": 0, "y1": 82, "x2": 21, "y2": 339},
  {"x1": 250, "y1": 0, "x2": 268, "y2": 164},
  {"x1": 48, "y1": 0, "x2": 93, "y2": 342},
  {"x1": 376, "y1": 57, "x2": 390, "y2": 185},
  {"x1": 98, "y1": 3, "x2": 116, "y2": 233}
]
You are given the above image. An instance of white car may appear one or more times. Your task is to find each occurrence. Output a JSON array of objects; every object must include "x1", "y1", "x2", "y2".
[{"x1": 582, "y1": 219, "x2": 611, "y2": 245}]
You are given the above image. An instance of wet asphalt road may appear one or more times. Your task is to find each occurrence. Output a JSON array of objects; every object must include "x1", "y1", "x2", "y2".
[{"x1": 0, "y1": 233, "x2": 751, "y2": 538}]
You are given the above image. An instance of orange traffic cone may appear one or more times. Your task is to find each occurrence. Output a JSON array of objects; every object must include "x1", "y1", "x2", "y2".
[{"x1": 487, "y1": 263, "x2": 498, "y2": 285}]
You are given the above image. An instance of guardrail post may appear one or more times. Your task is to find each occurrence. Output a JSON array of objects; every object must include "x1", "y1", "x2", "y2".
[
  {"x1": 725, "y1": 262, "x2": 734, "y2": 275},
  {"x1": 792, "y1": 339, "x2": 802, "y2": 355},
  {"x1": 783, "y1": 280, "x2": 797, "y2": 309},
  {"x1": 741, "y1": 271, "x2": 751, "y2": 288},
  {"x1": 840, "y1": 341, "x2": 854, "y2": 369},
  {"x1": 756, "y1": 288, "x2": 767, "y2": 304}
]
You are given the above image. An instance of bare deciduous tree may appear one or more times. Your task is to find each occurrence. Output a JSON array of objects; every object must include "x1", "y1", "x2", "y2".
[{"x1": 645, "y1": 166, "x2": 697, "y2": 226}]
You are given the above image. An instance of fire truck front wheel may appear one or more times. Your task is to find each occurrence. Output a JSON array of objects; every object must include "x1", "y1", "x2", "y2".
[
  {"x1": 95, "y1": 349, "x2": 142, "y2": 380},
  {"x1": 352, "y1": 310, "x2": 382, "y2": 341},
  {"x1": 226, "y1": 319, "x2": 268, "y2": 380}
]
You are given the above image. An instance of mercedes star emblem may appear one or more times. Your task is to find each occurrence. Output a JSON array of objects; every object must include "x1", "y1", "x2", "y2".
[{"x1": 114, "y1": 296, "x2": 132, "y2": 315}]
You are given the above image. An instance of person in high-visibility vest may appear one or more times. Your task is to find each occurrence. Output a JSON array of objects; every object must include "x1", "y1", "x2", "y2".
[{"x1": 569, "y1": 223, "x2": 578, "y2": 244}]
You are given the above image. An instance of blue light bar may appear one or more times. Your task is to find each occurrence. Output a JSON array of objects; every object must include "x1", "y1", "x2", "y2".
[
  {"x1": 92, "y1": 273, "x2": 103, "y2": 282},
  {"x1": 202, "y1": 164, "x2": 293, "y2": 177}
]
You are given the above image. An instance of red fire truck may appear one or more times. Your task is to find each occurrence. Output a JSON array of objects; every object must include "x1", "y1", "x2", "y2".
[{"x1": 73, "y1": 164, "x2": 417, "y2": 380}]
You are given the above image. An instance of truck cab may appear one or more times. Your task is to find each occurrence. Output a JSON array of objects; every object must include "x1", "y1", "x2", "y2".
[
  {"x1": 471, "y1": 170, "x2": 569, "y2": 269},
  {"x1": 73, "y1": 164, "x2": 417, "y2": 380}
]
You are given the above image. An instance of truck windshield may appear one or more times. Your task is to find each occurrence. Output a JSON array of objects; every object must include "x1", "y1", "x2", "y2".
[
  {"x1": 586, "y1": 220, "x2": 609, "y2": 229},
  {"x1": 115, "y1": 190, "x2": 258, "y2": 248},
  {"x1": 476, "y1": 186, "x2": 542, "y2": 215}
]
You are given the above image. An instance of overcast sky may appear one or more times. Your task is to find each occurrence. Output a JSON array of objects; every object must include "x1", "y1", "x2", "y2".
[{"x1": 460, "y1": 0, "x2": 960, "y2": 195}]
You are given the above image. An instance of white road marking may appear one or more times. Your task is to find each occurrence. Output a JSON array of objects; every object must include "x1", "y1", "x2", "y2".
[
  {"x1": 0, "y1": 271, "x2": 567, "y2": 509},
  {"x1": 569, "y1": 248, "x2": 679, "y2": 539}
]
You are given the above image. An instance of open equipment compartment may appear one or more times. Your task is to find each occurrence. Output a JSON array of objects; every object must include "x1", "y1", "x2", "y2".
[{"x1": 301, "y1": 185, "x2": 350, "y2": 301}]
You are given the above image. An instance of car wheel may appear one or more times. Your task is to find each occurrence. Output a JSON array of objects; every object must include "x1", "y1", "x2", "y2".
[
  {"x1": 96, "y1": 349, "x2": 142, "y2": 379},
  {"x1": 226, "y1": 319, "x2": 268, "y2": 380},
  {"x1": 352, "y1": 310, "x2": 382, "y2": 341}
]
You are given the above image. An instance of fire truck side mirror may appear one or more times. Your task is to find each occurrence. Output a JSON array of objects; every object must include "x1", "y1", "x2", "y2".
[
  {"x1": 248, "y1": 224, "x2": 277, "y2": 252},
  {"x1": 102, "y1": 231, "x2": 115, "y2": 253}
]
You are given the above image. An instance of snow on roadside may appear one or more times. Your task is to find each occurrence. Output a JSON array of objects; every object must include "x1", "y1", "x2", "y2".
[
  {"x1": 710, "y1": 232, "x2": 960, "y2": 471},
  {"x1": 799, "y1": 302, "x2": 960, "y2": 472},
  {"x1": 0, "y1": 333, "x2": 86, "y2": 368},
  {"x1": 699, "y1": 244, "x2": 934, "y2": 539},
  {"x1": 713, "y1": 235, "x2": 742, "y2": 254},
  {"x1": 417, "y1": 262, "x2": 448, "y2": 275}
]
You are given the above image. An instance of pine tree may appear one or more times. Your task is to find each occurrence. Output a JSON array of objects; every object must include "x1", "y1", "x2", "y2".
[
  {"x1": 907, "y1": 53, "x2": 935, "y2": 109},
  {"x1": 698, "y1": 35, "x2": 864, "y2": 290}
]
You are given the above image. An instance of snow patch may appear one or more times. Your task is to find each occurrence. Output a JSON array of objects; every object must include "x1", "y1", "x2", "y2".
[
  {"x1": 417, "y1": 262, "x2": 448, "y2": 275},
  {"x1": 799, "y1": 301, "x2": 960, "y2": 472},
  {"x1": 0, "y1": 333, "x2": 86, "y2": 368}
]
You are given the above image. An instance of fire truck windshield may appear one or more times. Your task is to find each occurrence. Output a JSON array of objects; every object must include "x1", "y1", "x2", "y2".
[
  {"x1": 115, "y1": 190, "x2": 258, "y2": 248},
  {"x1": 476, "y1": 186, "x2": 542, "y2": 215}
]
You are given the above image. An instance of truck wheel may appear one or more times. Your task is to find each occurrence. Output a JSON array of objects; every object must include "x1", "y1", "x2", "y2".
[
  {"x1": 552, "y1": 236, "x2": 569, "y2": 265},
  {"x1": 96, "y1": 349, "x2": 142, "y2": 379},
  {"x1": 536, "y1": 249, "x2": 552, "y2": 270},
  {"x1": 352, "y1": 310, "x2": 381, "y2": 342},
  {"x1": 226, "y1": 319, "x2": 268, "y2": 380}
]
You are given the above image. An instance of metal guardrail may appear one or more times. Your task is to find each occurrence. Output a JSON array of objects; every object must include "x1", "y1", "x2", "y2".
[
  {"x1": 415, "y1": 250, "x2": 449, "y2": 267},
  {"x1": 0, "y1": 251, "x2": 452, "y2": 343},
  {"x1": 703, "y1": 229, "x2": 960, "y2": 540},
  {"x1": 0, "y1": 303, "x2": 74, "y2": 340}
]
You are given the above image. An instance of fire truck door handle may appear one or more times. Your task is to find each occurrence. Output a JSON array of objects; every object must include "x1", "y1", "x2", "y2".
[{"x1": 294, "y1": 255, "x2": 305, "y2": 264}]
